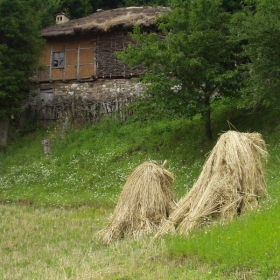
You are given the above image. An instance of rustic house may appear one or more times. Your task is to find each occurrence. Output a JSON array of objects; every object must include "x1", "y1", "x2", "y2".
[{"x1": 29, "y1": 6, "x2": 169, "y2": 123}]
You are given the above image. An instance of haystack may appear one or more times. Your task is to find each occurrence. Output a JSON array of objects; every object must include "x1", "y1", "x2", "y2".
[
  {"x1": 97, "y1": 161, "x2": 176, "y2": 244},
  {"x1": 155, "y1": 131, "x2": 268, "y2": 238}
]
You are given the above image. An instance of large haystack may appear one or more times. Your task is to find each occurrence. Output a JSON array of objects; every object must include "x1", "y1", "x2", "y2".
[
  {"x1": 97, "y1": 161, "x2": 176, "y2": 244},
  {"x1": 155, "y1": 131, "x2": 268, "y2": 238}
]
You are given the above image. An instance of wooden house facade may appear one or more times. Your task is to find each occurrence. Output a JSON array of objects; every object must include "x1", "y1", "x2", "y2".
[{"x1": 29, "y1": 6, "x2": 169, "y2": 123}]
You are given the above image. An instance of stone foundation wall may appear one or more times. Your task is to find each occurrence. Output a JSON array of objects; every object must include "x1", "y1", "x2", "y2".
[
  {"x1": 29, "y1": 78, "x2": 143, "y2": 122},
  {"x1": 53, "y1": 79, "x2": 143, "y2": 101}
]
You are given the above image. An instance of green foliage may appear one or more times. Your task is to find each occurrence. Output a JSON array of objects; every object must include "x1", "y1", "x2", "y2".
[
  {"x1": 222, "y1": 0, "x2": 243, "y2": 12},
  {"x1": 122, "y1": 0, "x2": 169, "y2": 6},
  {"x1": 231, "y1": 0, "x2": 280, "y2": 108},
  {"x1": 117, "y1": 0, "x2": 242, "y2": 139},
  {"x1": 60, "y1": 0, "x2": 93, "y2": 19},
  {"x1": 22, "y1": 0, "x2": 61, "y2": 28},
  {"x1": 0, "y1": 0, "x2": 44, "y2": 118}
]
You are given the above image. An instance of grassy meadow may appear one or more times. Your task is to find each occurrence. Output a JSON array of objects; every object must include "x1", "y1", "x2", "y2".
[{"x1": 0, "y1": 101, "x2": 280, "y2": 279}]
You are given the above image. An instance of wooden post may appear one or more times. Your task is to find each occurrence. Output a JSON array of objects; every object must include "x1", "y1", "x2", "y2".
[
  {"x1": 49, "y1": 44, "x2": 53, "y2": 80},
  {"x1": 0, "y1": 118, "x2": 9, "y2": 147},
  {"x1": 61, "y1": 115, "x2": 70, "y2": 137},
  {"x1": 77, "y1": 43, "x2": 80, "y2": 79},
  {"x1": 41, "y1": 139, "x2": 50, "y2": 155}
]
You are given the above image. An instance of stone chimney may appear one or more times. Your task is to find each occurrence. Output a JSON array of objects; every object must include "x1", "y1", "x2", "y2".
[{"x1": 56, "y1": 13, "x2": 70, "y2": 24}]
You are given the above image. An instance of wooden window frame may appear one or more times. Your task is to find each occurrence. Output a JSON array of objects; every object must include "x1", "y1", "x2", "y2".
[{"x1": 52, "y1": 51, "x2": 65, "y2": 68}]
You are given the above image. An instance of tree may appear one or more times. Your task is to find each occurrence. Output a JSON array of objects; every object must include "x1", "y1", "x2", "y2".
[
  {"x1": 222, "y1": 0, "x2": 243, "y2": 13},
  {"x1": 117, "y1": 0, "x2": 241, "y2": 140},
  {"x1": 34, "y1": 0, "x2": 62, "y2": 28},
  {"x1": 231, "y1": 0, "x2": 280, "y2": 108},
  {"x1": 0, "y1": 0, "x2": 44, "y2": 145},
  {"x1": 122, "y1": 0, "x2": 169, "y2": 6},
  {"x1": 59, "y1": 0, "x2": 93, "y2": 19}
]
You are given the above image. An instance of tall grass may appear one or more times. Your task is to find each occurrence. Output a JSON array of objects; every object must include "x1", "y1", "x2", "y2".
[
  {"x1": 166, "y1": 198, "x2": 280, "y2": 278},
  {"x1": 0, "y1": 116, "x2": 209, "y2": 207}
]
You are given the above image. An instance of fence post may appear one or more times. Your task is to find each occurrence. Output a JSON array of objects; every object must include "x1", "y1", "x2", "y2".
[{"x1": 41, "y1": 139, "x2": 50, "y2": 155}]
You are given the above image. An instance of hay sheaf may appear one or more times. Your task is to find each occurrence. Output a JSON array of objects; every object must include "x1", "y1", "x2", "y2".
[
  {"x1": 97, "y1": 161, "x2": 175, "y2": 244},
  {"x1": 155, "y1": 131, "x2": 268, "y2": 238}
]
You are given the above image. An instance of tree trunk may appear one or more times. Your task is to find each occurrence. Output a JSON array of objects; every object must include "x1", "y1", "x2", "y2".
[
  {"x1": 204, "y1": 97, "x2": 213, "y2": 141},
  {"x1": 0, "y1": 118, "x2": 10, "y2": 147}
]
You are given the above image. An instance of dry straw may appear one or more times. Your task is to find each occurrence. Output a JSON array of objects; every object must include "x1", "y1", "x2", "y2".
[
  {"x1": 97, "y1": 161, "x2": 176, "y2": 244},
  {"x1": 41, "y1": 7, "x2": 170, "y2": 37},
  {"x1": 155, "y1": 130, "x2": 268, "y2": 238}
]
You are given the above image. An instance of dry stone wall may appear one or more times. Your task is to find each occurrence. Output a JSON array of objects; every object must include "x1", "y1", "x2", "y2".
[
  {"x1": 54, "y1": 79, "x2": 142, "y2": 101},
  {"x1": 30, "y1": 78, "x2": 143, "y2": 123}
]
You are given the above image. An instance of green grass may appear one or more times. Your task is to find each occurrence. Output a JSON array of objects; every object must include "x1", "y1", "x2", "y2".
[
  {"x1": 0, "y1": 101, "x2": 280, "y2": 279},
  {"x1": 0, "y1": 204, "x2": 220, "y2": 280},
  {"x1": 166, "y1": 199, "x2": 280, "y2": 278},
  {"x1": 0, "y1": 116, "x2": 209, "y2": 207}
]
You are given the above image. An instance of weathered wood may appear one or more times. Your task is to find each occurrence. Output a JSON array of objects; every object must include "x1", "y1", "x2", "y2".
[
  {"x1": 95, "y1": 31, "x2": 144, "y2": 78},
  {"x1": 35, "y1": 94, "x2": 137, "y2": 125}
]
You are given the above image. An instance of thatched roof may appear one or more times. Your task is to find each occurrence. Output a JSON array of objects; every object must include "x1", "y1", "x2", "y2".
[{"x1": 42, "y1": 6, "x2": 170, "y2": 38}]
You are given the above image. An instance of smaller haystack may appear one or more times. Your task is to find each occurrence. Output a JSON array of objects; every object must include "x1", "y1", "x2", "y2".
[
  {"x1": 155, "y1": 131, "x2": 268, "y2": 238},
  {"x1": 97, "y1": 161, "x2": 176, "y2": 244}
]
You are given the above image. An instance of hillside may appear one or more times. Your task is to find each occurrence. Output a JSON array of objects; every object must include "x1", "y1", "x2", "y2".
[{"x1": 0, "y1": 102, "x2": 279, "y2": 279}]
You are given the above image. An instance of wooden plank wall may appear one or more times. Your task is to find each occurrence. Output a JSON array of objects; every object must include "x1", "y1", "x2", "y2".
[
  {"x1": 35, "y1": 31, "x2": 145, "y2": 82},
  {"x1": 37, "y1": 37, "x2": 95, "y2": 81}
]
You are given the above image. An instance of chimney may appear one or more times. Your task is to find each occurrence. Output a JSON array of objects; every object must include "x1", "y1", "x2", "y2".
[{"x1": 56, "y1": 13, "x2": 70, "y2": 24}]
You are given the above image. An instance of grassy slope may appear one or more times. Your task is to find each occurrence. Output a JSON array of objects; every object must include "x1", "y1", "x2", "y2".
[{"x1": 0, "y1": 102, "x2": 279, "y2": 279}]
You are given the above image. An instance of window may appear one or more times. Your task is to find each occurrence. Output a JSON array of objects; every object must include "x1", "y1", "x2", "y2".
[
  {"x1": 56, "y1": 16, "x2": 62, "y2": 23},
  {"x1": 52, "y1": 51, "x2": 65, "y2": 67}
]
